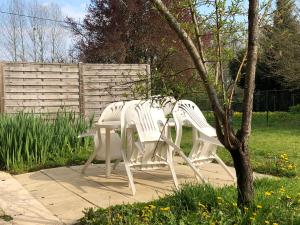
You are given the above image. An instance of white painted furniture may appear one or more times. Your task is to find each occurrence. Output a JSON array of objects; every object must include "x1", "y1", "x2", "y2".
[
  {"x1": 172, "y1": 100, "x2": 236, "y2": 181},
  {"x1": 120, "y1": 100, "x2": 181, "y2": 195},
  {"x1": 79, "y1": 101, "x2": 126, "y2": 175}
]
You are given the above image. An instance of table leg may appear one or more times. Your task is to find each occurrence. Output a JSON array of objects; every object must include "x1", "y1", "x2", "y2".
[{"x1": 106, "y1": 128, "x2": 111, "y2": 177}]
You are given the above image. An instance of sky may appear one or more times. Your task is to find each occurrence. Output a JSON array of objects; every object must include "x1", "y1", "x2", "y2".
[
  {"x1": 0, "y1": 0, "x2": 91, "y2": 61},
  {"x1": 48, "y1": 0, "x2": 89, "y2": 20}
]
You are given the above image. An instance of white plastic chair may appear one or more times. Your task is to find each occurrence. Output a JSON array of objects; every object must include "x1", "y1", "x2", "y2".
[
  {"x1": 120, "y1": 100, "x2": 182, "y2": 195},
  {"x1": 172, "y1": 100, "x2": 236, "y2": 181},
  {"x1": 79, "y1": 101, "x2": 126, "y2": 173},
  {"x1": 150, "y1": 95, "x2": 177, "y2": 116}
]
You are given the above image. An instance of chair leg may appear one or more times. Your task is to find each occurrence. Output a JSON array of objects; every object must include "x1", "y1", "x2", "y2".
[
  {"x1": 167, "y1": 150, "x2": 179, "y2": 189},
  {"x1": 81, "y1": 148, "x2": 97, "y2": 174},
  {"x1": 213, "y1": 153, "x2": 236, "y2": 182},
  {"x1": 177, "y1": 150, "x2": 207, "y2": 183},
  {"x1": 162, "y1": 136, "x2": 207, "y2": 183},
  {"x1": 121, "y1": 150, "x2": 136, "y2": 195}
]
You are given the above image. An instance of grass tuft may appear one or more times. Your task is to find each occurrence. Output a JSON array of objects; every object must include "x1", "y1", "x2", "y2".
[
  {"x1": 0, "y1": 112, "x2": 93, "y2": 173},
  {"x1": 79, "y1": 178, "x2": 300, "y2": 225}
]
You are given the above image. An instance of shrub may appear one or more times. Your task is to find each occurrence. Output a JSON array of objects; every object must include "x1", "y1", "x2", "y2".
[
  {"x1": 289, "y1": 104, "x2": 300, "y2": 113},
  {"x1": 0, "y1": 112, "x2": 93, "y2": 173}
]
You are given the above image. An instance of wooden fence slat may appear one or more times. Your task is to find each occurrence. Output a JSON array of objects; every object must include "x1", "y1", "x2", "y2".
[
  {"x1": 5, "y1": 66, "x2": 79, "y2": 73},
  {"x1": 0, "y1": 63, "x2": 4, "y2": 112},
  {"x1": 5, "y1": 100, "x2": 80, "y2": 107},
  {"x1": 6, "y1": 88, "x2": 79, "y2": 93},
  {"x1": 6, "y1": 80, "x2": 79, "y2": 86},
  {"x1": 5, "y1": 106, "x2": 80, "y2": 113},
  {"x1": 5, "y1": 94, "x2": 79, "y2": 100},
  {"x1": 1, "y1": 62, "x2": 149, "y2": 118},
  {"x1": 5, "y1": 72, "x2": 79, "y2": 79},
  {"x1": 78, "y1": 62, "x2": 85, "y2": 117}
]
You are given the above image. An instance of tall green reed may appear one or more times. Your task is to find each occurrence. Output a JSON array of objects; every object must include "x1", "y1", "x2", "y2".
[{"x1": 0, "y1": 112, "x2": 93, "y2": 173}]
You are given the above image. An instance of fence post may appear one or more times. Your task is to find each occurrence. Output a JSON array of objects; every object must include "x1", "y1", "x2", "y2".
[
  {"x1": 146, "y1": 64, "x2": 151, "y2": 98},
  {"x1": 78, "y1": 62, "x2": 85, "y2": 117},
  {"x1": 0, "y1": 63, "x2": 5, "y2": 113}
]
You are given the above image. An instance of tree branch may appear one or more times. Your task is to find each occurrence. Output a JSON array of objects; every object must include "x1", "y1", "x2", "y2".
[
  {"x1": 241, "y1": 0, "x2": 259, "y2": 143},
  {"x1": 150, "y1": 0, "x2": 225, "y2": 121}
]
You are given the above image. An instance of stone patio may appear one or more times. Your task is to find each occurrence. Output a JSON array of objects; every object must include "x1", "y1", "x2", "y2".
[{"x1": 0, "y1": 159, "x2": 269, "y2": 225}]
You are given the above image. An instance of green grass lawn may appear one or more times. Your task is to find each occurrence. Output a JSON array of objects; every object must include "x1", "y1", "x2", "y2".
[
  {"x1": 79, "y1": 112, "x2": 300, "y2": 225},
  {"x1": 79, "y1": 178, "x2": 300, "y2": 225},
  {"x1": 178, "y1": 112, "x2": 300, "y2": 177},
  {"x1": 1, "y1": 111, "x2": 300, "y2": 224}
]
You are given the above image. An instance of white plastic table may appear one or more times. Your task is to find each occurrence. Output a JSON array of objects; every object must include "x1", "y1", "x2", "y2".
[
  {"x1": 95, "y1": 120, "x2": 175, "y2": 177},
  {"x1": 95, "y1": 121, "x2": 121, "y2": 177}
]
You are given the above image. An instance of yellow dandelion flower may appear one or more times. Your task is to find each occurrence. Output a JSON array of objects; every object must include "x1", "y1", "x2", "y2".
[
  {"x1": 288, "y1": 164, "x2": 294, "y2": 169},
  {"x1": 265, "y1": 191, "x2": 272, "y2": 196},
  {"x1": 257, "y1": 204, "x2": 263, "y2": 209},
  {"x1": 252, "y1": 212, "x2": 257, "y2": 216},
  {"x1": 265, "y1": 221, "x2": 270, "y2": 224},
  {"x1": 149, "y1": 204, "x2": 156, "y2": 209},
  {"x1": 198, "y1": 203, "x2": 206, "y2": 208},
  {"x1": 279, "y1": 187, "x2": 285, "y2": 193},
  {"x1": 272, "y1": 223, "x2": 279, "y2": 225},
  {"x1": 232, "y1": 203, "x2": 237, "y2": 207},
  {"x1": 160, "y1": 207, "x2": 170, "y2": 211}
]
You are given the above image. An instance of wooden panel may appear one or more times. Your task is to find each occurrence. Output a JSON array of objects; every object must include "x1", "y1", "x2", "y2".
[
  {"x1": 6, "y1": 79, "x2": 79, "y2": 86},
  {"x1": 5, "y1": 94, "x2": 79, "y2": 100},
  {"x1": 5, "y1": 87, "x2": 79, "y2": 93},
  {"x1": 5, "y1": 100, "x2": 79, "y2": 107},
  {"x1": 2, "y1": 62, "x2": 149, "y2": 118},
  {"x1": 83, "y1": 64, "x2": 148, "y2": 71},
  {"x1": 5, "y1": 66, "x2": 79, "y2": 73},
  {"x1": 0, "y1": 63, "x2": 4, "y2": 112},
  {"x1": 5, "y1": 72, "x2": 79, "y2": 79},
  {"x1": 5, "y1": 106, "x2": 80, "y2": 113},
  {"x1": 83, "y1": 70, "x2": 146, "y2": 76}
]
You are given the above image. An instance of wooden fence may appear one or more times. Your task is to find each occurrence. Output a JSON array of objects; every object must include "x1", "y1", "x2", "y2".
[{"x1": 0, "y1": 62, "x2": 150, "y2": 119}]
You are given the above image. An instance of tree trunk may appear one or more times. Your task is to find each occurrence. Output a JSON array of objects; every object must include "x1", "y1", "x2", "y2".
[{"x1": 230, "y1": 144, "x2": 254, "y2": 206}]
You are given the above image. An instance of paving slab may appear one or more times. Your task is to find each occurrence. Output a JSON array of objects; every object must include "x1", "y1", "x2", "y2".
[
  {"x1": 12, "y1": 159, "x2": 272, "y2": 225},
  {"x1": 0, "y1": 171, "x2": 62, "y2": 225}
]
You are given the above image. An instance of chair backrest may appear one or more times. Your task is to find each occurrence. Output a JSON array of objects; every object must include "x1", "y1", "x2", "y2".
[
  {"x1": 173, "y1": 100, "x2": 217, "y2": 146},
  {"x1": 124, "y1": 100, "x2": 167, "y2": 143},
  {"x1": 150, "y1": 96, "x2": 177, "y2": 116},
  {"x1": 98, "y1": 101, "x2": 127, "y2": 123},
  {"x1": 122, "y1": 100, "x2": 170, "y2": 166}
]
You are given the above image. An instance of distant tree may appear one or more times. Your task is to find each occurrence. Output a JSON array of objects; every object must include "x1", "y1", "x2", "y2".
[
  {"x1": 230, "y1": 0, "x2": 300, "y2": 90},
  {"x1": 229, "y1": 49, "x2": 285, "y2": 90},
  {"x1": 265, "y1": 0, "x2": 300, "y2": 89},
  {"x1": 1, "y1": 0, "x2": 24, "y2": 61},
  {"x1": 67, "y1": 0, "x2": 198, "y2": 95},
  {"x1": 0, "y1": 0, "x2": 70, "y2": 63},
  {"x1": 48, "y1": 3, "x2": 69, "y2": 62}
]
